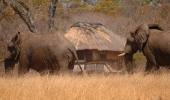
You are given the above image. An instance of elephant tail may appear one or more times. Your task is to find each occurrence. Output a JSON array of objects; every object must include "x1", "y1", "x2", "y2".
[
  {"x1": 148, "y1": 24, "x2": 163, "y2": 31},
  {"x1": 68, "y1": 49, "x2": 86, "y2": 74}
]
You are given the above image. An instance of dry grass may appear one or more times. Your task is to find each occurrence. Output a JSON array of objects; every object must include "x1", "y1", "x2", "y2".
[{"x1": 0, "y1": 73, "x2": 169, "y2": 100}]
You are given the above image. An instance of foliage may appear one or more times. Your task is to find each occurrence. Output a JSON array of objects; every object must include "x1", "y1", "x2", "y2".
[
  {"x1": 142, "y1": 0, "x2": 153, "y2": 5},
  {"x1": 25, "y1": 0, "x2": 121, "y2": 14},
  {"x1": 94, "y1": 0, "x2": 120, "y2": 13},
  {"x1": 133, "y1": 52, "x2": 146, "y2": 62},
  {"x1": 29, "y1": 0, "x2": 49, "y2": 7},
  {"x1": 16, "y1": 0, "x2": 159, "y2": 13}
]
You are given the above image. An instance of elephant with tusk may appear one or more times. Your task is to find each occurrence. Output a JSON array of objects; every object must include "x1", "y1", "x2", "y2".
[{"x1": 119, "y1": 23, "x2": 170, "y2": 73}]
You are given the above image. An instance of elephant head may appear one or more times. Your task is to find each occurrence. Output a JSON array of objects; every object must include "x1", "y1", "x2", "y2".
[
  {"x1": 119, "y1": 24, "x2": 163, "y2": 73},
  {"x1": 4, "y1": 32, "x2": 21, "y2": 73}
]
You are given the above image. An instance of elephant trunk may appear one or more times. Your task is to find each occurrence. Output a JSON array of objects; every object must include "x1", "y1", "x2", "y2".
[
  {"x1": 4, "y1": 58, "x2": 15, "y2": 74},
  {"x1": 68, "y1": 48, "x2": 86, "y2": 75},
  {"x1": 4, "y1": 50, "x2": 18, "y2": 74},
  {"x1": 124, "y1": 54, "x2": 134, "y2": 73},
  {"x1": 118, "y1": 52, "x2": 135, "y2": 73}
]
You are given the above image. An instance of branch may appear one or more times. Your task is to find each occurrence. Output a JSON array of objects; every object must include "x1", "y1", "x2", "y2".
[
  {"x1": 9, "y1": 0, "x2": 36, "y2": 33},
  {"x1": 0, "y1": 0, "x2": 7, "y2": 22}
]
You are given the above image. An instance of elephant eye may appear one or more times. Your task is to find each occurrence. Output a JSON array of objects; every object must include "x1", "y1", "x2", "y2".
[
  {"x1": 8, "y1": 46, "x2": 15, "y2": 52},
  {"x1": 127, "y1": 35, "x2": 134, "y2": 42},
  {"x1": 127, "y1": 37, "x2": 134, "y2": 43}
]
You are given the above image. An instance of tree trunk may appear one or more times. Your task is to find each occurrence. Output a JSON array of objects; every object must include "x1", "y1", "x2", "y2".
[
  {"x1": 2, "y1": 0, "x2": 36, "y2": 33},
  {"x1": 48, "y1": 0, "x2": 58, "y2": 31},
  {"x1": 0, "y1": 0, "x2": 7, "y2": 21},
  {"x1": 10, "y1": 0, "x2": 36, "y2": 32}
]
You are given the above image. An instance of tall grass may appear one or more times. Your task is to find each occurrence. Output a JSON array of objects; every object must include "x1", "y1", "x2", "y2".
[{"x1": 0, "y1": 73, "x2": 170, "y2": 100}]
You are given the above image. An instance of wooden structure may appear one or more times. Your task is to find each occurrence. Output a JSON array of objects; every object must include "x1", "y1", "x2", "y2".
[{"x1": 65, "y1": 22, "x2": 125, "y2": 73}]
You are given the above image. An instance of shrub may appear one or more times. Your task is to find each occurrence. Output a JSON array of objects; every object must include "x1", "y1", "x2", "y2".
[
  {"x1": 94, "y1": 0, "x2": 120, "y2": 13},
  {"x1": 133, "y1": 52, "x2": 146, "y2": 62}
]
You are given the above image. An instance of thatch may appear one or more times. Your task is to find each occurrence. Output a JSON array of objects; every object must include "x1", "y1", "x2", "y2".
[{"x1": 65, "y1": 22, "x2": 125, "y2": 51}]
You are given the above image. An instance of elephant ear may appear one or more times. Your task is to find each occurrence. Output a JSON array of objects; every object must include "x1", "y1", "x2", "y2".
[
  {"x1": 11, "y1": 32, "x2": 21, "y2": 46},
  {"x1": 10, "y1": 32, "x2": 21, "y2": 61},
  {"x1": 129, "y1": 32, "x2": 135, "y2": 42},
  {"x1": 134, "y1": 24, "x2": 149, "y2": 50}
]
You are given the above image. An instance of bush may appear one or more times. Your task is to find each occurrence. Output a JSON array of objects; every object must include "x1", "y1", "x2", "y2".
[
  {"x1": 94, "y1": 0, "x2": 120, "y2": 13},
  {"x1": 29, "y1": 0, "x2": 49, "y2": 7},
  {"x1": 133, "y1": 52, "x2": 146, "y2": 62}
]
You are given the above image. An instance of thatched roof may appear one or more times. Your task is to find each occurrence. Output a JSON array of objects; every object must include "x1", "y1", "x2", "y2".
[{"x1": 65, "y1": 22, "x2": 125, "y2": 51}]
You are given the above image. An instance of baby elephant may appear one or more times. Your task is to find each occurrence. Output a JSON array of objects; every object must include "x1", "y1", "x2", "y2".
[{"x1": 4, "y1": 32, "x2": 83, "y2": 75}]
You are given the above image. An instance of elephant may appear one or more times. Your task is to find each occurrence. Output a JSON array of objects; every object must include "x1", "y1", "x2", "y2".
[
  {"x1": 4, "y1": 32, "x2": 83, "y2": 75},
  {"x1": 119, "y1": 23, "x2": 170, "y2": 73}
]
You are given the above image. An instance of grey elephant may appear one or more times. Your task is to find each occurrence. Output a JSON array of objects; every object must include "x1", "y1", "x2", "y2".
[
  {"x1": 119, "y1": 23, "x2": 170, "y2": 73},
  {"x1": 4, "y1": 32, "x2": 83, "y2": 75}
]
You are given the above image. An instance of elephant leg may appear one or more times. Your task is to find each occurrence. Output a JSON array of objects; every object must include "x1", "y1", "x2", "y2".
[
  {"x1": 18, "y1": 54, "x2": 29, "y2": 76},
  {"x1": 144, "y1": 48, "x2": 159, "y2": 72},
  {"x1": 59, "y1": 60, "x2": 68, "y2": 72},
  {"x1": 46, "y1": 56, "x2": 60, "y2": 75},
  {"x1": 145, "y1": 60, "x2": 159, "y2": 72},
  {"x1": 49, "y1": 63, "x2": 60, "y2": 75},
  {"x1": 58, "y1": 59, "x2": 71, "y2": 74},
  {"x1": 145, "y1": 61, "x2": 154, "y2": 71},
  {"x1": 18, "y1": 64, "x2": 29, "y2": 76},
  {"x1": 126, "y1": 62, "x2": 134, "y2": 74},
  {"x1": 59, "y1": 52, "x2": 74, "y2": 74},
  {"x1": 68, "y1": 58, "x2": 75, "y2": 70}
]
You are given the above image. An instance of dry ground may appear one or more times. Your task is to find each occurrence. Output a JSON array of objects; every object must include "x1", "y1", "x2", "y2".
[{"x1": 0, "y1": 72, "x2": 169, "y2": 100}]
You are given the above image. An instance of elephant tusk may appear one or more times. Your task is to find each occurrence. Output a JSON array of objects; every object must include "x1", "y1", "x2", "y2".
[{"x1": 118, "y1": 52, "x2": 126, "y2": 57}]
